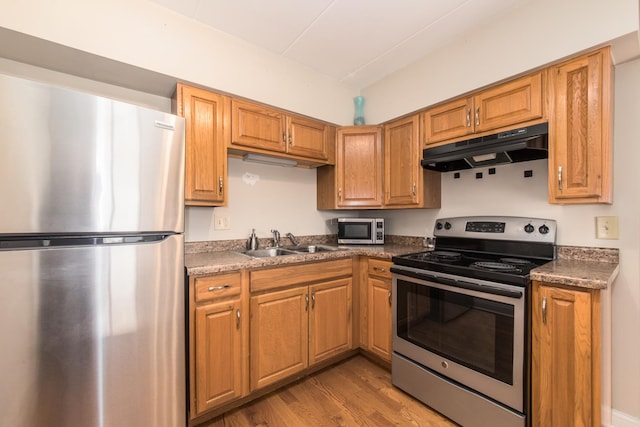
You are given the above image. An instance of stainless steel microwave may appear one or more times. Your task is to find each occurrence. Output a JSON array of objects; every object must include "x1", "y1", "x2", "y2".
[{"x1": 337, "y1": 218, "x2": 384, "y2": 245}]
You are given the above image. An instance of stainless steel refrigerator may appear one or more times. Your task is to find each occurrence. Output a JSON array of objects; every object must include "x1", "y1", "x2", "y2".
[{"x1": 0, "y1": 74, "x2": 186, "y2": 427}]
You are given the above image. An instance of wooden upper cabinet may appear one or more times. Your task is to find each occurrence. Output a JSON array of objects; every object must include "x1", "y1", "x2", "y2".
[
  {"x1": 230, "y1": 98, "x2": 331, "y2": 163},
  {"x1": 474, "y1": 71, "x2": 544, "y2": 133},
  {"x1": 336, "y1": 126, "x2": 384, "y2": 208},
  {"x1": 384, "y1": 114, "x2": 440, "y2": 208},
  {"x1": 422, "y1": 97, "x2": 474, "y2": 144},
  {"x1": 548, "y1": 47, "x2": 612, "y2": 204},
  {"x1": 231, "y1": 98, "x2": 287, "y2": 153},
  {"x1": 422, "y1": 71, "x2": 545, "y2": 146},
  {"x1": 176, "y1": 84, "x2": 229, "y2": 206},
  {"x1": 287, "y1": 114, "x2": 329, "y2": 160}
]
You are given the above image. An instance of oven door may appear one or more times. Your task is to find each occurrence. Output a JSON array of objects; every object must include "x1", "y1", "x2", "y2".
[{"x1": 392, "y1": 265, "x2": 526, "y2": 412}]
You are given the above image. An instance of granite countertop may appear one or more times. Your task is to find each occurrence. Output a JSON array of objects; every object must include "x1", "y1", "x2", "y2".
[
  {"x1": 185, "y1": 243, "x2": 426, "y2": 276},
  {"x1": 530, "y1": 245, "x2": 620, "y2": 290},
  {"x1": 185, "y1": 238, "x2": 620, "y2": 291}
]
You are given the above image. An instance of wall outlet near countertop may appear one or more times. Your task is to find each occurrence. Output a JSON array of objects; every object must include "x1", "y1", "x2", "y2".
[
  {"x1": 595, "y1": 216, "x2": 619, "y2": 239},
  {"x1": 214, "y1": 215, "x2": 231, "y2": 230}
]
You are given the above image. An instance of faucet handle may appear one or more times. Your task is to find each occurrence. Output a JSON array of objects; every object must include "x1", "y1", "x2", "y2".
[{"x1": 270, "y1": 229, "x2": 281, "y2": 247}]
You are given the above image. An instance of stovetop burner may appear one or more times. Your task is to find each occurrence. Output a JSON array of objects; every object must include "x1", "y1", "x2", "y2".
[
  {"x1": 471, "y1": 261, "x2": 521, "y2": 272},
  {"x1": 392, "y1": 216, "x2": 557, "y2": 287}
]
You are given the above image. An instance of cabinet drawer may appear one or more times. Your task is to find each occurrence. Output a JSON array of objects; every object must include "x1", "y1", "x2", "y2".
[
  {"x1": 195, "y1": 272, "x2": 241, "y2": 302},
  {"x1": 250, "y1": 258, "x2": 352, "y2": 293},
  {"x1": 368, "y1": 259, "x2": 392, "y2": 279}
]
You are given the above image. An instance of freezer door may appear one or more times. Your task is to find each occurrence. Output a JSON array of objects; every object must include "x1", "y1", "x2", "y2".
[
  {"x1": 0, "y1": 234, "x2": 185, "y2": 427},
  {"x1": 0, "y1": 74, "x2": 184, "y2": 235}
]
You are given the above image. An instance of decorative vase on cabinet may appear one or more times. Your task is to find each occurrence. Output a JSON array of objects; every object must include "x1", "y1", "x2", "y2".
[{"x1": 353, "y1": 96, "x2": 365, "y2": 125}]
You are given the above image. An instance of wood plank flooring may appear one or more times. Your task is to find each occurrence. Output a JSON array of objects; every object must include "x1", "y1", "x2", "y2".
[{"x1": 202, "y1": 355, "x2": 459, "y2": 427}]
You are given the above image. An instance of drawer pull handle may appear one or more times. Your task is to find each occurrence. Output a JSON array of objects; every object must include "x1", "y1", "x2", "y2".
[
  {"x1": 542, "y1": 297, "x2": 547, "y2": 324},
  {"x1": 236, "y1": 309, "x2": 241, "y2": 328},
  {"x1": 373, "y1": 267, "x2": 386, "y2": 272},
  {"x1": 208, "y1": 284, "x2": 231, "y2": 292},
  {"x1": 558, "y1": 166, "x2": 563, "y2": 191}
]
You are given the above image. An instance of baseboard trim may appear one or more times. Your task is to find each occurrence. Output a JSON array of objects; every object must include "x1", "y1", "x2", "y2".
[{"x1": 613, "y1": 410, "x2": 640, "y2": 427}]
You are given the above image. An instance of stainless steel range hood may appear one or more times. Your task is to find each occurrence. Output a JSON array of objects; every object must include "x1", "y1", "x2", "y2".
[{"x1": 421, "y1": 122, "x2": 548, "y2": 172}]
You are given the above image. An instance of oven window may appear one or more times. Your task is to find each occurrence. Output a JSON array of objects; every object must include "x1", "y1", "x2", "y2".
[
  {"x1": 338, "y1": 223, "x2": 372, "y2": 239},
  {"x1": 396, "y1": 279, "x2": 514, "y2": 384}
]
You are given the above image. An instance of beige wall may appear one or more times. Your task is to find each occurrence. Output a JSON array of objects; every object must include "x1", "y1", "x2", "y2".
[{"x1": 0, "y1": 0, "x2": 638, "y2": 424}]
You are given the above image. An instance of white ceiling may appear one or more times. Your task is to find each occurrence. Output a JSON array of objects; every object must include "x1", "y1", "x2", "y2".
[{"x1": 150, "y1": 0, "x2": 530, "y2": 89}]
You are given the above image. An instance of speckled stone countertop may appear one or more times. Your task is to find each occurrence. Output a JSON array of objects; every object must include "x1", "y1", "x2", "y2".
[
  {"x1": 184, "y1": 235, "x2": 426, "y2": 277},
  {"x1": 185, "y1": 237, "x2": 620, "y2": 291},
  {"x1": 530, "y1": 246, "x2": 619, "y2": 290}
]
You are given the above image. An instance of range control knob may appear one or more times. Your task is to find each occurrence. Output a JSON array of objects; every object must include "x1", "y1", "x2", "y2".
[
  {"x1": 444, "y1": 222, "x2": 452, "y2": 230},
  {"x1": 436, "y1": 222, "x2": 443, "y2": 230},
  {"x1": 539, "y1": 224, "x2": 550, "y2": 234},
  {"x1": 524, "y1": 223, "x2": 535, "y2": 233}
]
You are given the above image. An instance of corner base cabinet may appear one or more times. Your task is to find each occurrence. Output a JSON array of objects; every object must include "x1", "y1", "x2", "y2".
[{"x1": 531, "y1": 281, "x2": 603, "y2": 427}]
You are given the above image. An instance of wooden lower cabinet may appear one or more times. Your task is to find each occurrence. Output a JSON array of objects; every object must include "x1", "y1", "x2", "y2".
[
  {"x1": 531, "y1": 281, "x2": 602, "y2": 427},
  {"x1": 250, "y1": 286, "x2": 309, "y2": 390},
  {"x1": 365, "y1": 258, "x2": 393, "y2": 362},
  {"x1": 189, "y1": 272, "x2": 247, "y2": 419},
  {"x1": 249, "y1": 259, "x2": 354, "y2": 392}
]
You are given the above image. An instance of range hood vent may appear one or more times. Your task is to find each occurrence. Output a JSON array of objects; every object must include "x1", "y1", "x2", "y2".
[{"x1": 421, "y1": 122, "x2": 549, "y2": 172}]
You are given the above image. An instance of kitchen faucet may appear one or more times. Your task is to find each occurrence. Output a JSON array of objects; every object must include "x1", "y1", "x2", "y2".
[
  {"x1": 286, "y1": 232, "x2": 300, "y2": 246},
  {"x1": 271, "y1": 229, "x2": 281, "y2": 247}
]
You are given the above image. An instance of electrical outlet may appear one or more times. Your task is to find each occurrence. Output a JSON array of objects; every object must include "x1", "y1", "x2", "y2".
[
  {"x1": 214, "y1": 215, "x2": 231, "y2": 230},
  {"x1": 595, "y1": 216, "x2": 619, "y2": 239}
]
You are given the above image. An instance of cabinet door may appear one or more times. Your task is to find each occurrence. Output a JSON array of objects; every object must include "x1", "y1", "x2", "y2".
[
  {"x1": 231, "y1": 99, "x2": 287, "y2": 153},
  {"x1": 548, "y1": 47, "x2": 612, "y2": 203},
  {"x1": 177, "y1": 84, "x2": 229, "y2": 206},
  {"x1": 250, "y1": 286, "x2": 308, "y2": 391},
  {"x1": 367, "y1": 275, "x2": 392, "y2": 362},
  {"x1": 309, "y1": 278, "x2": 353, "y2": 365},
  {"x1": 194, "y1": 299, "x2": 243, "y2": 414},
  {"x1": 422, "y1": 97, "x2": 473, "y2": 145},
  {"x1": 474, "y1": 71, "x2": 544, "y2": 133},
  {"x1": 384, "y1": 115, "x2": 421, "y2": 207},
  {"x1": 422, "y1": 97, "x2": 473, "y2": 146},
  {"x1": 287, "y1": 115, "x2": 329, "y2": 160},
  {"x1": 336, "y1": 126, "x2": 383, "y2": 207},
  {"x1": 532, "y1": 284, "x2": 594, "y2": 427}
]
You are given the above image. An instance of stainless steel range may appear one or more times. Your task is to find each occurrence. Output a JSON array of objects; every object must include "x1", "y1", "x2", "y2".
[{"x1": 391, "y1": 216, "x2": 556, "y2": 427}]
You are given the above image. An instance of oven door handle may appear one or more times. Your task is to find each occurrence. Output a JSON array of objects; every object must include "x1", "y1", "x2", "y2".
[
  {"x1": 456, "y1": 280, "x2": 523, "y2": 299},
  {"x1": 391, "y1": 266, "x2": 523, "y2": 299}
]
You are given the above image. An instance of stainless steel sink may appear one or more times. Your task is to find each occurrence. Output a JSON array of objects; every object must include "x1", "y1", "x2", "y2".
[
  {"x1": 239, "y1": 244, "x2": 340, "y2": 258},
  {"x1": 282, "y1": 244, "x2": 339, "y2": 253},
  {"x1": 241, "y1": 247, "x2": 299, "y2": 258}
]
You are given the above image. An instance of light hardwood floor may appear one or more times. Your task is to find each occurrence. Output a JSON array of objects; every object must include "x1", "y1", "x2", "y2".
[{"x1": 202, "y1": 355, "x2": 459, "y2": 427}]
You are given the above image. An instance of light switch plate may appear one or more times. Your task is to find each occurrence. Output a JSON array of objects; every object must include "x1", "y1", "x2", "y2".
[
  {"x1": 595, "y1": 216, "x2": 619, "y2": 239},
  {"x1": 214, "y1": 215, "x2": 231, "y2": 230}
]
